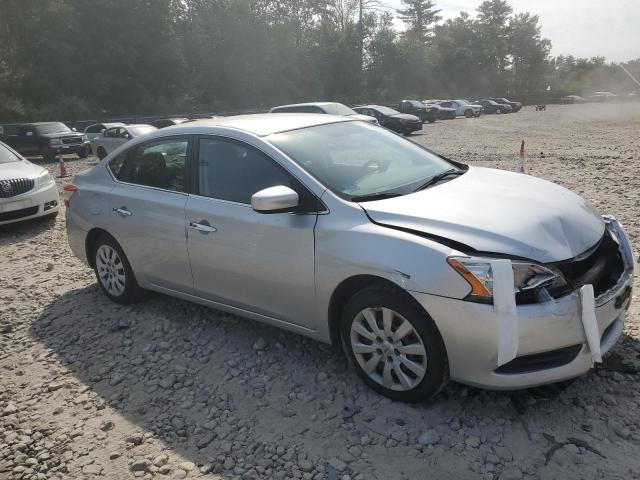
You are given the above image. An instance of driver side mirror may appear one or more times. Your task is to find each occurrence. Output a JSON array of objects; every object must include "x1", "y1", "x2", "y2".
[{"x1": 251, "y1": 186, "x2": 299, "y2": 214}]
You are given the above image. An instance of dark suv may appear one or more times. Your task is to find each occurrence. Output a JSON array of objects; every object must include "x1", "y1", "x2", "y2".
[
  {"x1": 395, "y1": 100, "x2": 438, "y2": 123},
  {"x1": 0, "y1": 122, "x2": 90, "y2": 161}
]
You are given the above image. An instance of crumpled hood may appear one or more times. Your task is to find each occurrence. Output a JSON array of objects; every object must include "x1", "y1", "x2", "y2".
[
  {"x1": 361, "y1": 166, "x2": 605, "y2": 263},
  {"x1": 0, "y1": 160, "x2": 41, "y2": 181}
]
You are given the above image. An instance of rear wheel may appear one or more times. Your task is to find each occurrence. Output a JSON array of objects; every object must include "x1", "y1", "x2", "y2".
[
  {"x1": 340, "y1": 286, "x2": 449, "y2": 402},
  {"x1": 92, "y1": 234, "x2": 141, "y2": 304},
  {"x1": 464, "y1": 109, "x2": 473, "y2": 118},
  {"x1": 496, "y1": 108, "x2": 502, "y2": 114},
  {"x1": 96, "y1": 146, "x2": 107, "y2": 160}
]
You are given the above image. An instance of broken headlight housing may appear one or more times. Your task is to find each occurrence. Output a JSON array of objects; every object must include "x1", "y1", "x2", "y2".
[{"x1": 447, "y1": 256, "x2": 566, "y2": 304}]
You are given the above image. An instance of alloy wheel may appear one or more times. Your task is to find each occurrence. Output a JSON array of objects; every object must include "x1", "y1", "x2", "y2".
[
  {"x1": 96, "y1": 244, "x2": 126, "y2": 296},
  {"x1": 350, "y1": 307, "x2": 427, "y2": 392}
]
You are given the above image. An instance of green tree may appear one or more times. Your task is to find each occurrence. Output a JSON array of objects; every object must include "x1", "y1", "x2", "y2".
[{"x1": 397, "y1": 0, "x2": 441, "y2": 44}]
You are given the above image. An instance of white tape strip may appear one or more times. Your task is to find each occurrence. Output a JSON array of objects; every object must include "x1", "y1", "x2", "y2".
[
  {"x1": 579, "y1": 284, "x2": 602, "y2": 364},
  {"x1": 492, "y1": 259, "x2": 518, "y2": 367}
]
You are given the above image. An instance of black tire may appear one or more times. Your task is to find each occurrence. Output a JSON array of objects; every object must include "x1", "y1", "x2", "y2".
[
  {"x1": 427, "y1": 117, "x2": 436, "y2": 124},
  {"x1": 339, "y1": 286, "x2": 449, "y2": 402},
  {"x1": 96, "y1": 146, "x2": 107, "y2": 160},
  {"x1": 464, "y1": 110, "x2": 473, "y2": 118},
  {"x1": 79, "y1": 145, "x2": 89, "y2": 158},
  {"x1": 91, "y1": 233, "x2": 142, "y2": 304}
]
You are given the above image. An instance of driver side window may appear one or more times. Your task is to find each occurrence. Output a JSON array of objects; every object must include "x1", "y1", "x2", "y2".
[{"x1": 198, "y1": 137, "x2": 295, "y2": 204}]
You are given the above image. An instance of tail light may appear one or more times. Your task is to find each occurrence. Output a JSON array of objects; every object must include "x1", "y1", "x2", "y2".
[{"x1": 63, "y1": 184, "x2": 77, "y2": 206}]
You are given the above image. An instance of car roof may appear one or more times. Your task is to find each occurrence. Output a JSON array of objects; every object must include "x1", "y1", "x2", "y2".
[
  {"x1": 171, "y1": 113, "x2": 351, "y2": 137},
  {"x1": 123, "y1": 124, "x2": 155, "y2": 128},
  {"x1": 272, "y1": 102, "x2": 341, "y2": 109}
]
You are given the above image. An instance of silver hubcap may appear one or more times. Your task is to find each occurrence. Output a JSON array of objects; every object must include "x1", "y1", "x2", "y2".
[
  {"x1": 350, "y1": 307, "x2": 427, "y2": 392},
  {"x1": 96, "y1": 245, "x2": 126, "y2": 296}
]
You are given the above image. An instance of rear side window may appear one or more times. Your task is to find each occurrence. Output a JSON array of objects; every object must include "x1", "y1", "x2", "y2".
[
  {"x1": 198, "y1": 137, "x2": 293, "y2": 204},
  {"x1": 110, "y1": 138, "x2": 188, "y2": 191}
]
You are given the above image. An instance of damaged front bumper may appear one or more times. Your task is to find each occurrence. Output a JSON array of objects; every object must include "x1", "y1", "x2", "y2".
[{"x1": 410, "y1": 216, "x2": 634, "y2": 390}]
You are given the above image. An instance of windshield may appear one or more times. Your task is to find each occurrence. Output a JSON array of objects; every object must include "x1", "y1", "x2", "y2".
[
  {"x1": 34, "y1": 123, "x2": 71, "y2": 135},
  {"x1": 323, "y1": 103, "x2": 357, "y2": 116},
  {"x1": 128, "y1": 125, "x2": 157, "y2": 136},
  {"x1": 268, "y1": 122, "x2": 454, "y2": 200},
  {"x1": 408, "y1": 100, "x2": 424, "y2": 107},
  {"x1": 456, "y1": 99, "x2": 470, "y2": 105},
  {"x1": 0, "y1": 143, "x2": 21, "y2": 164}
]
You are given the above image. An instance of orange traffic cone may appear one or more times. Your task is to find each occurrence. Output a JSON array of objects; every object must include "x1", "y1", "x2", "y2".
[
  {"x1": 58, "y1": 157, "x2": 69, "y2": 178},
  {"x1": 516, "y1": 140, "x2": 525, "y2": 173}
]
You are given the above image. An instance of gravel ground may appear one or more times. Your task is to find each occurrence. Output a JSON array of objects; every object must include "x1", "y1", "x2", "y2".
[{"x1": 1, "y1": 103, "x2": 639, "y2": 480}]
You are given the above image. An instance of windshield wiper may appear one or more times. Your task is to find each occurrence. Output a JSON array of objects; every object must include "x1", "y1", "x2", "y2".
[
  {"x1": 414, "y1": 169, "x2": 465, "y2": 191},
  {"x1": 351, "y1": 192, "x2": 403, "y2": 202}
]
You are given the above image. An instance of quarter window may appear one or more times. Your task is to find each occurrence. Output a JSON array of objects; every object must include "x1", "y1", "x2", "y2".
[
  {"x1": 110, "y1": 138, "x2": 188, "y2": 191},
  {"x1": 198, "y1": 138, "x2": 293, "y2": 204}
]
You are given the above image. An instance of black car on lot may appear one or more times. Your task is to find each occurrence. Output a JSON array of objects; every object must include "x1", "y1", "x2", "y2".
[
  {"x1": 474, "y1": 100, "x2": 513, "y2": 114},
  {"x1": 0, "y1": 122, "x2": 90, "y2": 161},
  {"x1": 393, "y1": 100, "x2": 438, "y2": 123},
  {"x1": 423, "y1": 102, "x2": 457, "y2": 120},
  {"x1": 489, "y1": 97, "x2": 522, "y2": 112},
  {"x1": 352, "y1": 105, "x2": 422, "y2": 136},
  {"x1": 151, "y1": 118, "x2": 189, "y2": 129}
]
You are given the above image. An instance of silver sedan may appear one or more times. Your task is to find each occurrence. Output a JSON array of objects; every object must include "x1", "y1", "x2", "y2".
[{"x1": 65, "y1": 114, "x2": 634, "y2": 402}]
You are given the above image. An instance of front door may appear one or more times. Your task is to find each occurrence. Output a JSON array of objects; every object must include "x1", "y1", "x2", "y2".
[
  {"x1": 185, "y1": 136, "x2": 317, "y2": 328},
  {"x1": 106, "y1": 136, "x2": 193, "y2": 292}
]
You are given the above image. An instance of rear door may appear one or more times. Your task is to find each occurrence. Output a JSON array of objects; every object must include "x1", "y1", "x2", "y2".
[
  {"x1": 184, "y1": 135, "x2": 317, "y2": 328},
  {"x1": 106, "y1": 135, "x2": 193, "y2": 293}
]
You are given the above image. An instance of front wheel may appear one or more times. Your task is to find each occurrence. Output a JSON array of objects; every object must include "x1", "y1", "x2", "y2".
[
  {"x1": 79, "y1": 145, "x2": 90, "y2": 158},
  {"x1": 464, "y1": 110, "x2": 473, "y2": 118},
  {"x1": 96, "y1": 146, "x2": 107, "y2": 160},
  {"x1": 340, "y1": 286, "x2": 449, "y2": 402},
  {"x1": 92, "y1": 234, "x2": 141, "y2": 304},
  {"x1": 496, "y1": 108, "x2": 502, "y2": 114}
]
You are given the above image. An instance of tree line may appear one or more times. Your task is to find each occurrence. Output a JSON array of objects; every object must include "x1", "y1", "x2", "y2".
[{"x1": 0, "y1": 0, "x2": 638, "y2": 122}]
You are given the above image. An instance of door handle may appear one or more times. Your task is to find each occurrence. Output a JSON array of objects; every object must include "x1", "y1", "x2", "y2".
[
  {"x1": 113, "y1": 207, "x2": 132, "y2": 217},
  {"x1": 188, "y1": 220, "x2": 217, "y2": 233}
]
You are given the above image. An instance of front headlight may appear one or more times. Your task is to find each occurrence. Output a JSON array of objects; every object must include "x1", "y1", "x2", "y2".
[
  {"x1": 447, "y1": 256, "x2": 562, "y2": 303},
  {"x1": 38, "y1": 170, "x2": 54, "y2": 189},
  {"x1": 49, "y1": 138, "x2": 63, "y2": 146}
]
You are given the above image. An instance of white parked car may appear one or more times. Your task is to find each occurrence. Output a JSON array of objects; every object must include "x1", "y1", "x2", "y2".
[
  {"x1": 91, "y1": 124, "x2": 157, "y2": 160},
  {"x1": 83, "y1": 122, "x2": 126, "y2": 142},
  {"x1": 438, "y1": 100, "x2": 482, "y2": 117},
  {"x1": 0, "y1": 141, "x2": 59, "y2": 225}
]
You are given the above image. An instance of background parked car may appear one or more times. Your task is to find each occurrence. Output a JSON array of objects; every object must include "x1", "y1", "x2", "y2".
[
  {"x1": 474, "y1": 99, "x2": 512, "y2": 114},
  {"x1": 151, "y1": 118, "x2": 189, "y2": 129},
  {"x1": 270, "y1": 102, "x2": 378, "y2": 124},
  {"x1": 438, "y1": 100, "x2": 482, "y2": 118},
  {"x1": 589, "y1": 91, "x2": 618, "y2": 102},
  {"x1": 392, "y1": 100, "x2": 438, "y2": 123},
  {"x1": 83, "y1": 122, "x2": 126, "y2": 142},
  {"x1": 0, "y1": 122, "x2": 90, "y2": 161},
  {"x1": 0, "y1": 141, "x2": 59, "y2": 225},
  {"x1": 489, "y1": 97, "x2": 522, "y2": 112},
  {"x1": 91, "y1": 124, "x2": 157, "y2": 159},
  {"x1": 422, "y1": 101, "x2": 457, "y2": 120},
  {"x1": 352, "y1": 105, "x2": 422, "y2": 135},
  {"x1": 560, "y1": 95, "x2": 585, "y2": 104}
]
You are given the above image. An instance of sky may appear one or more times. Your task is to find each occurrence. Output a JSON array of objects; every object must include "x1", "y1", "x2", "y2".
[{"x1": 385, "y1": 0, "x2": 640, "y2": 62}]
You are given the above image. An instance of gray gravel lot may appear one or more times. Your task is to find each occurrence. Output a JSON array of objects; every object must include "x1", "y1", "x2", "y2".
[{"x1": 1, "y1": 103, "x2": 639, "y2": 480}]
